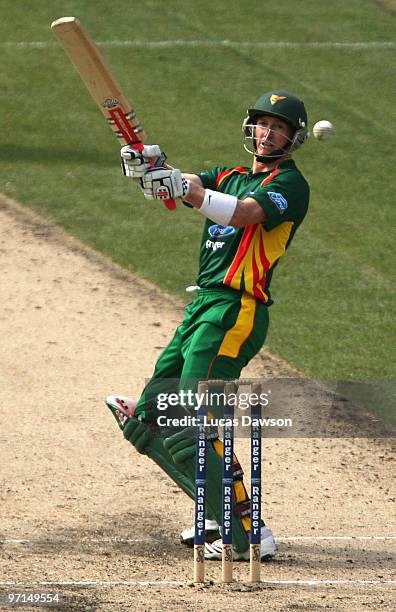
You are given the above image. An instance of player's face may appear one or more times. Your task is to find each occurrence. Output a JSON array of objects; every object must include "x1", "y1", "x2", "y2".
[{"x1": 254, "y1": 115, "x2": 294, "y2": 155}]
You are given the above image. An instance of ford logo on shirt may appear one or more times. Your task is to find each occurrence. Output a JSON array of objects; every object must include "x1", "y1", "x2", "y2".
[
  {"x1": 208, "y1": 225, "x2": 236, "y2": 238},
  {"x1": 267, "y1": 191, "x2": 288, "y2": 213}
]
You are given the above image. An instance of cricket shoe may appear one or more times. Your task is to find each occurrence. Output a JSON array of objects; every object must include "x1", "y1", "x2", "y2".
[
  {"x1": 204, "y1": 526, "x2": 277, "y2": 561},
  {"x1": 105, "y1": 395, "x2": 137, "y2": 431},
  {"x1": 180, "y1": 519, "x2": 220, "y2": 547}
]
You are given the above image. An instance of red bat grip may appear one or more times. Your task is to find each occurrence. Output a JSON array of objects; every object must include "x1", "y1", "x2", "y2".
[
  {"x1": 148, "y1": 158, "x2": 177, "y2": 211},
  {"x1": 109, "y1": 107, "x2": 176, "y2": 211}
]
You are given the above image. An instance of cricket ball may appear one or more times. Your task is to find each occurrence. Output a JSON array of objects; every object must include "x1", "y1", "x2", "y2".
[{"x1": 312, "y1": 120, "x2": 335, "y2": 140}]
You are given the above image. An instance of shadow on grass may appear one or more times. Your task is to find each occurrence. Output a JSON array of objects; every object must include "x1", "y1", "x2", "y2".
[{"x1": 0, "y1": 144, "x2": 114, "y2": 166}]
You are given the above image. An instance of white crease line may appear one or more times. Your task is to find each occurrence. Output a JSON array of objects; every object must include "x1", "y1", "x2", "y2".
[
  {"x1": 0, "y1": 579, "x2": 395, "y2": 587},
  {"x1": 1, "y1": 538, "x2": 153, "y2": 544},
  {"x1": 3, "y1": 40, "x2": 395, "y2": 50},
  {"x1": 278, "y1": 536, "x2": 396, "y2": 541}
]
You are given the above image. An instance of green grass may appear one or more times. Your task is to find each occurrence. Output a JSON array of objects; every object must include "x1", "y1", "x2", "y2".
[{"x1": 1, "y1": 0, "x2": 395, "y2": 389}]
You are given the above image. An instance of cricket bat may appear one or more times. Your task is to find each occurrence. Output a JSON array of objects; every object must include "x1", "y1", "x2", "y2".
[{"x1": 51, "y1": 16, "x2": 176, "y2": 210}]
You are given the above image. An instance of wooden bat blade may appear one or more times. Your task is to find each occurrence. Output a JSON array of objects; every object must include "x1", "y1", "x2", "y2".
[
  {"x1": 51, "y1": 16, "x2": 176, "y2": 210},
  {"x1": 51, "y1": 16, "x2": 146, "y2": 145}
]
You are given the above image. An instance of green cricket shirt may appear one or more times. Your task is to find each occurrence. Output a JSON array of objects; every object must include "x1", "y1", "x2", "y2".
[{"x1": 196, "y1": 159, "x2": 309, "y2": 304}]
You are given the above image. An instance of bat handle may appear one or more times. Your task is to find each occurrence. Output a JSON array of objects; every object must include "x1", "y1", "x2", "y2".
[
  {"x1": 148, "y1": 158, "x2": 177, "y2": 211},
  {"x1": 132, "y1": 142, "x2": 176, "y2": 211}
]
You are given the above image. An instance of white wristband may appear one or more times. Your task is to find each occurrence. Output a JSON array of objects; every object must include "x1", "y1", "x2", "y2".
[{"x1": 198, "y1": 189, "x2": 238, "y2": 226}]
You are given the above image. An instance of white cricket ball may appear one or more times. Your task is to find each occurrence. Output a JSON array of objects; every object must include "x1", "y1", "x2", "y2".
[{"x1": 312, "y1": 120, "x2": 335, "y2": 140}]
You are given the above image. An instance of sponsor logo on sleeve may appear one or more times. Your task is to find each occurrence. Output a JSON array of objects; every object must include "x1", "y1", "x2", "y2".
[{"x1": 267, "y1": 191, "x2": 288, "y2": 214}]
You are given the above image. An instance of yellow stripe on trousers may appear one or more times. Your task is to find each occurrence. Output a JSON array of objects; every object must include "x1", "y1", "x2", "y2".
[{"x1": 218, "y1": 292, "x2": 257, "y2": 359}]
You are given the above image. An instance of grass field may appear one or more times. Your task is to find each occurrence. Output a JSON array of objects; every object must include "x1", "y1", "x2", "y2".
[{"x1": 1, "y1": 0, "x2": 395, "y2": 384}]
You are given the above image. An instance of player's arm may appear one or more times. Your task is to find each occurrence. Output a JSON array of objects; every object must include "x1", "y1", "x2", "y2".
[
  {"x1": 125, "y1": 153, "x2": 266, "y2": 226},
  {"x1": 181, "y1": 173, "x2": 205, "y2": 188},
  {"x1": 140, "y1": 166, "x2": 267, "y2": 227},
  {"x1": 183, "y1": 178, "x2": 266, "y2": 227},
  {"x1": 231, "y1": 198, "x2": 267, "y2": 227}
]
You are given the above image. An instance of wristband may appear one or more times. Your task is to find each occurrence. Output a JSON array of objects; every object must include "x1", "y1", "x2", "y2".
[{"x1": 198, "y1": 189, "x2": 238, "y2": 226}]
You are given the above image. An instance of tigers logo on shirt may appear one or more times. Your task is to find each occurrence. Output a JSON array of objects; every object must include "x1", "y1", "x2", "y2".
[{"x1": 270, "y1": 95, "x2": 287, "y2": 105}]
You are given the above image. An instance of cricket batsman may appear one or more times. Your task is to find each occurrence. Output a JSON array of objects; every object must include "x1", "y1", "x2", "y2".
[{"x1": 106, "y1": 91, "x2": 310, "y2": 561}]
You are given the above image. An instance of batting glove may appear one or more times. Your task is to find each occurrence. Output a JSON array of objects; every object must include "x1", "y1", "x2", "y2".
[
  {"x1": 141, "y1": 167, "x2": 190, "y2": 201},
  {"x1": 120, "y1": 144, "x2": 162, "y2": 179}
]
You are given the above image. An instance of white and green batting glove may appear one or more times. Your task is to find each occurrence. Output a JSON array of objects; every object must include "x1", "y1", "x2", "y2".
[{"x1": 141, "y1": 167, "x2": 190, "y2": 201}]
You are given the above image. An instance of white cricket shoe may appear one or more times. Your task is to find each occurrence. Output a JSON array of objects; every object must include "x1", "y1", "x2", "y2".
[
  {"x1": 204, "y1": 526, "x2": 277, "y2": 561},
  {"x1": 180, "y1": 519, "x2": 220, "y2": 546}
]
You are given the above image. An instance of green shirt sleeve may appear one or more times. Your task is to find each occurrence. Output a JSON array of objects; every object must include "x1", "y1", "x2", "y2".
[
  {"x1": 197, "y1": 167, "x2": 228, "y2": 190},
  {"x1": 247, "y1": 168, "x2": 310, "y2": 231}
]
